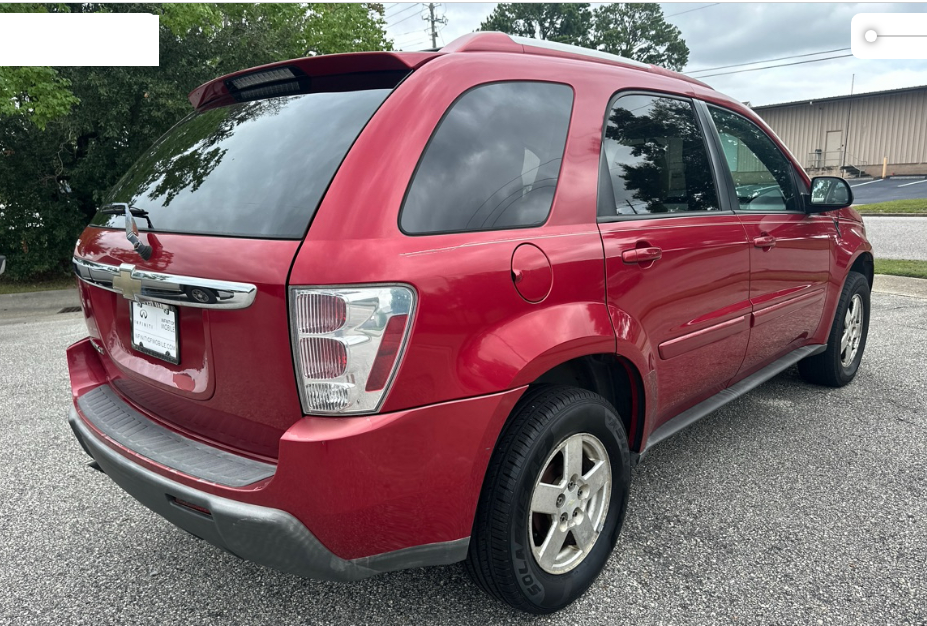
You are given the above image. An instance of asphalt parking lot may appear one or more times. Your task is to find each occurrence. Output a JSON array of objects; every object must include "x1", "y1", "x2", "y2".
[
  {"x1": 851, "y1": 177, "x2": 927, "y2": 205},
  {"x1": 1, "y1": 289, "x2": 925, "y2": 625}
]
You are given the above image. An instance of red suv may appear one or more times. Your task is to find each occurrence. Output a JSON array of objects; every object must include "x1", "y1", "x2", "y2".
[{"x1": 67, "y1": 32, "x2": 873, "y2": 613}]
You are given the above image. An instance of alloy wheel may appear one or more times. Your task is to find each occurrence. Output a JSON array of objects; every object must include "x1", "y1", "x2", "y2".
[
  {"x1": 528, "y1": 433, "x2": 611, "y2": 575},
  {"x1": 840, "y1": 293, "x2": 864, "y2": 368}
]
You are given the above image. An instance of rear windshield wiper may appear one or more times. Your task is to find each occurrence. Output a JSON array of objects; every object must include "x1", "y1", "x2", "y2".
[{"x1": 100, "y1": 203, "x2": 153, "y2": 229}]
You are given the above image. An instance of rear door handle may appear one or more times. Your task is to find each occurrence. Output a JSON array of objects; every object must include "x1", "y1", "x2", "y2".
[
  {"x1": 621, "y1": 247, "x2": 662, "y2": 264},
  {"x1": 753, "y1": 235, "x2": 776, "y2": 249}
]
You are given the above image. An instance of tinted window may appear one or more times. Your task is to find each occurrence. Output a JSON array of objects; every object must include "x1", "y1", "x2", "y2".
[
  {"x1": 400, "y1": 82, "x2": 573, "y2": 234},
  {"x1": 598, "y1": 94, "x2": 719, "y2": 217},
  {"x1": 91, "y1": 89, "x2": 391, "y2": 238},
  {"x1": 709, "y1": 106, "x2": 799, "y2": 212}
]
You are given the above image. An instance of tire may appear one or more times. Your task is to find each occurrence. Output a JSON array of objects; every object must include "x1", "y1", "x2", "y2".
[
  {"x1": 465, "y1": 385, "x2": 631, "y2": 613},
  {"x1": 798, "y1": 271, "x2": 870, "y2": 387}
]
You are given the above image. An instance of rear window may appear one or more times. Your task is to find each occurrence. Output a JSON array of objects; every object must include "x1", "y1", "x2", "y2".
[
  {"x1": 91, "y1": 89, "x2": 391, "y2": 239},
  {"x1": 400, "y1": 81, "x2": 574, "y2": 235}
]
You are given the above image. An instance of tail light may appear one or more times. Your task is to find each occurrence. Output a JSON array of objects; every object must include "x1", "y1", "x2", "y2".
[{"x1": 289, "y1": 285, "x2": 416, "y2": 415}]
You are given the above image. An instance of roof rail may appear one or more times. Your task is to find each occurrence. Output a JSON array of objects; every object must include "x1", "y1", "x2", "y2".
[
  {"x1": 508, "y1": 35, "x2": 650, "y2": 68},
  {"x1": 441, "y1": 32, "x2": 712, "y2": 90}
]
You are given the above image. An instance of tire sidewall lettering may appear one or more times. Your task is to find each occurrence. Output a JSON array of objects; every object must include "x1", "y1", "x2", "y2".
[{"x1": 508, "y1": 400, "x2": 630, "y2": 611}]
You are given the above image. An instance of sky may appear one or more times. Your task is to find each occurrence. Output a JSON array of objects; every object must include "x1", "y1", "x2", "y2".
[{"x1": 383, "y1": 2, "x2": 927, "y2": 106}]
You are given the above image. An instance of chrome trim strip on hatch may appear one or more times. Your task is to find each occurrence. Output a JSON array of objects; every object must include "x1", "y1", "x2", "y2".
[{"x1": 72, "y1": 257, "x2": 257, "y2": 310}]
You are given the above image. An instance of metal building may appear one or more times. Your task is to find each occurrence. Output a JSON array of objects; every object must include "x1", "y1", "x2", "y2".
[{"x1": 752, "y1": 85, "x2": 927, "y2": 177}]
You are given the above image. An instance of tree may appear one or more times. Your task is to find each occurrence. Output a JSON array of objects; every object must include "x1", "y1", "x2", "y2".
[
  {"x1": 592, "y1": 3, "x2": 689, "y2": 71},
  {"x1": 479, "y1": 3, "x2": 592, "y2": 46},
  {"x1": 479, "y1": 2, "x2": 688, "y2": 71},
  {"x1": 0, "y1": 4, "x2": 80, "y2": 129},
  {"x1": 0, "y1": 3, "x2": 391, "y2": 281}
]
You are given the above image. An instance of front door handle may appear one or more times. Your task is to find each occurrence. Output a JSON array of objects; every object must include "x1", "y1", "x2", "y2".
[
  {"x1": 621, "y1": 246, "x2": 662, "y2": 264},
  {"x1": 753, "y1": 235, "x2": 776, "y2": 249}
]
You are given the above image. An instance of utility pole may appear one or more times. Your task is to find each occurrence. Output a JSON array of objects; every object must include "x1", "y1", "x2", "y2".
[
  {"x1": 842, "y1": 73, "x2": 855, "y2": 173},
  {"x1": 424, "y1": 3, "x2": 447, "y2": 49}
]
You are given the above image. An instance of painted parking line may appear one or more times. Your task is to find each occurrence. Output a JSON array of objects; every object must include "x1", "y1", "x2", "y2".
[
  {"x1": 852, "y1": 179, "x2": 883, "y2": 187},
  {"x1": 898, "y1": 179, "x2": 927, "y2": 187}
]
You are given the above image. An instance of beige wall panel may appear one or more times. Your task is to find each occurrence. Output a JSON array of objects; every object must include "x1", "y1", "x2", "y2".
[{"x1": 754, "y1": 88, "x2": 927, "y2": 169}]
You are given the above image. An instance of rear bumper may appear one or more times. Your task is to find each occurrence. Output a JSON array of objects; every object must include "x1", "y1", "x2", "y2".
[
  {"x1": 69, "y1": 406, "x2": 467, "y2": 581},
  {"x1": 67, "y1": 335, "x2": 528, "y2": 578}
]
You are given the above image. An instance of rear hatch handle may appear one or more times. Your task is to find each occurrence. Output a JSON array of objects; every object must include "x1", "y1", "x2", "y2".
[{"x1": 73, "y1": 257, "x2": 257, "y2": 310}]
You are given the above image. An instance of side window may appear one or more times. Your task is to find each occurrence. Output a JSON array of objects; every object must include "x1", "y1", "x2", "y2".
[
  {"x1": 400, "y1": 82, "x2": 573, "y2": 235},
  {"x1": 708, "y1": 106, "x2": 799, "y2": 212},
  {"x1": 598, "y1": 94, "x2": 719, "y2": 218}
]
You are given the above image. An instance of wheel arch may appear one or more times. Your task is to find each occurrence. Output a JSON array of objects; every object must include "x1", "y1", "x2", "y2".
[
  {"x1": 529, "y1": 353, "x2": 647, "y2": 452},
  {"x1": 849, "y1": 250, "x2": 874, "y2": 288}
]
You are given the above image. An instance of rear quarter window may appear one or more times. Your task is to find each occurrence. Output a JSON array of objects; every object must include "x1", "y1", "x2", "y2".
[{"x1": 400, "y1": 81, "x2": 574, "y2": 235}]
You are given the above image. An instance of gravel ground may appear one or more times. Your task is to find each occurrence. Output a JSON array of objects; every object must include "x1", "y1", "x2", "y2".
[
  {"x1": 863, "y1": 216, "x2": 927, "y2": 261},
  {"x1": 1, "y1": 292, "x2": 925, "y2": 625}
]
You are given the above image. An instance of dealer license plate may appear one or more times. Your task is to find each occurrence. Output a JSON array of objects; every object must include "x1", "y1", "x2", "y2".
[{"x1": 131, "y1": 299, "x2": 179, "y2": 364}]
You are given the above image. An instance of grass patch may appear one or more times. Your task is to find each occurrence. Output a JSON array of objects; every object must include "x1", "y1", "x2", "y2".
[
  {"x1": 0, "y1": 277, "x2": 77, "y2": 295},
  {"x1": 855, "y1": 199, "x2": 927, "y2": 214},
  {"x1": 875, "y1": 259, "x2": 927, "y2": 280}
]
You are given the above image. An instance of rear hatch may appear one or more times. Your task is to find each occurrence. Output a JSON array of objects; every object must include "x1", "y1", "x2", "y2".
[{"x1": 73, "y1": 53, "x2": 435, "y2": 459}]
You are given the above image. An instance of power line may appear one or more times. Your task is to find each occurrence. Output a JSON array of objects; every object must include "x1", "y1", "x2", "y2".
[
  {"x1": 386, "y1": 3, "x2": 419, "y2": 19},
  {"x1": 695, "y1": 54, "x2": 853, "y2": 79},
  {"x1": 665, "y1": 3, "x2": 719, "y2": 18},
  {"x1": 394, "y1": 28, "x2": 427, "y2": 38},
  {"x1": 392, "y1": 7, "x2": 424, "y2": 28},
  {"x1": 386, "y1": 2, "x2": 415, "y2": 16},
  {"x1": 688, "y1": 47, "x2": 851, "y2": 74},
  {"x1": 396, "y1": 39, "x2": 428, "y2": 50},
  {"x1": 393, "y1": 30, "x2": 428, "y2": 42}
]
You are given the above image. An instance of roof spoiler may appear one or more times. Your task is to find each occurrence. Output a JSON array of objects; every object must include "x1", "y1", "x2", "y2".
[{"x1": 188, "y1": 51, "x2": 439, "y2": 111}]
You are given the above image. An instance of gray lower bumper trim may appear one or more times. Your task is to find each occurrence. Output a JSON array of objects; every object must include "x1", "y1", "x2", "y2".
[
  {"x1": 69, "y1": 408, "x2": 469, "y2": 582},
  {"x1": 77, "y1": 385, "x2": 275, "y2": 487}
]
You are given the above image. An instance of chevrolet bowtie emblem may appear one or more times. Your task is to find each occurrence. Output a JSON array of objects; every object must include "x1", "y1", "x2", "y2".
[{"x1": 111, "y1": 264, "x2": 144, "y2": 301}]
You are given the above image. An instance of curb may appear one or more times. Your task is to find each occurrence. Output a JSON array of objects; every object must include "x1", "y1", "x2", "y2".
[
  {"x1": 858, "y1": 213, "x2": 927, "y2": 217},
  {"x1": 0, "y1": 288, "x2": 80, "y2": 318},
  {"x1": 873, "y1": 274, "x2": 927, "y2": 299}
]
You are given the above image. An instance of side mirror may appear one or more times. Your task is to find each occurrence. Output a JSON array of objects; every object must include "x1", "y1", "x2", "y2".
[
  {"x1": 806, "y1": 176, "x2": 853, "y2": 213},
  {"x1": 0, "y1": 255, "x2": 5, "y2": 276}
]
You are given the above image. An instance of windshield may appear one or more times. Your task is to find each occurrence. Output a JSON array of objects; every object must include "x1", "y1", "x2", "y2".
[{"x1": 91, "y1": 89, "x2": 391, "y2": 239}]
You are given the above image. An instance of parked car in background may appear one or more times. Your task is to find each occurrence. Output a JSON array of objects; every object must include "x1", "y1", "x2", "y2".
[{"x1": 66, "y1": 32, "x2": 872, "y2": 613}]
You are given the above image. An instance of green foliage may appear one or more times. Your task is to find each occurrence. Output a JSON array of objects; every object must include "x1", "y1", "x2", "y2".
[
  {"x1": 480, "y1": 2, "x2": 688, "y2": 70},
  {"x1": 0, "y1": 67, "x2": 80, "y2": 130},
  {"x1": 591, "y1": 3, "x2": 688, "y2": 71},
  {"x1": 480, "y1": 3, "x2": 592, "y2": 46},
  {"x1": 159, "y1": 2, "x2": 222, "y2": 35},
  {"x1": 874, "y1": 259, "x2": 927, "y2": 280},
  {"x1": 855, "y1": 199, "x2": 927, "y2": 215},
  {"x1": 306, "y1": 3, "x2": 392, "y2": 55},
  {"x1": 0, "y1": 2, "x2": 391, "y2": 281}
]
